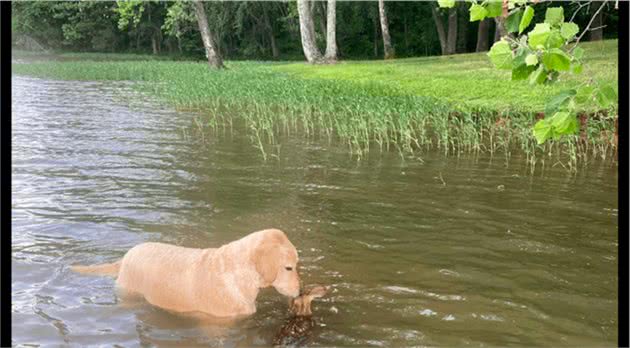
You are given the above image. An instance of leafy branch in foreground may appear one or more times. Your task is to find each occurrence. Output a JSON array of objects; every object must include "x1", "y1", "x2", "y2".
[{"x1": 441, "y1": 0, "x2": 618, "y2": 145}]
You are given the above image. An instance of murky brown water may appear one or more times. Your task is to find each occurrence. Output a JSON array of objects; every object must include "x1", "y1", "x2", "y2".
[{"x1": 12, "y1": 75, "x2": 618, "y2": 347}]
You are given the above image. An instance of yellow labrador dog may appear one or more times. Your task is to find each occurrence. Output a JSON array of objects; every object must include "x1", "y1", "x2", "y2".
[{"x1": 72, "y1": 229, "x2": 301, "y2": 318}]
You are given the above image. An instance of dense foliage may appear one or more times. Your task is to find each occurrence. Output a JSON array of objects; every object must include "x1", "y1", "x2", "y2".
[{"x1": 12, "y1": 1, "x2": 619, "y2": 60}]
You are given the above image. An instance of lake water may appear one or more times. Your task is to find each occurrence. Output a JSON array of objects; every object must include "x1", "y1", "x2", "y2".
[{"x1": 12, "y1": 75, "x2": 618, "y2": 347}]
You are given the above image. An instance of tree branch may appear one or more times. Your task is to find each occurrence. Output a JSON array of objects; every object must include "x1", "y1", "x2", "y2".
[
  {"x1": 588, "y1": 25, "x2": 607, "y2": 32},
  {"x1": 569, "y1": 0, "x2": 592, "y2": 23},
  {"x1": 571, "y1": 0, "x2": 608, "y2": 52}
]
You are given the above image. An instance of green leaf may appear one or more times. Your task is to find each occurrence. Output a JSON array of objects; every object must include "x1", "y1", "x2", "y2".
[
  {"x1": 512, "y1": 63, "x2": 536, "y2": 81},
  {"x1": 595, "y1": 91, "x2": 607, "y2": 107},
  {"x1": 571, "y1": 62, "x2": 583, "y2": 74},
  {"x1": 512, "y1": 49, "x2": 535, "y2": 80},
  {"x1": 470, "y1": 3, "x2": 488, "y2": 21},
  {"x1": 533, "y1": 119, "x2": 553, "y2": 144},
  {"x1": 529, "y1": 65, "x2": 548, "y2": 85},
  {"x1": 575, "y1": 85, "x2": 594, "y2": 104},
  {"x1": 546, "y1": 30, "x2": 565, "y2": 49},
  {"x1": 545, "y1": 89, "x2": 576, "y2": 116},
  {"x1": 519, "y1": 6, "x2": 534, "y2": 34},
  {"x1": 573, "y1": 46, "x2": 585, "y2": 60},
  {"x1": 544, "y1": 7, "x2": 564, "y2": 27},
  {"x1": 550, "y1": 111, "x2": 578, "y2": 135},
  {"x1": 560, "y1": 22, "x2": 579, "y2": 40},
  {"x1": 486, "y1": 0, "x2": 503, "y2": 18},
  {"x1": 547, "y1": 71, "x2": 560, "y2": 84},
  {"x1": 592, "y1": 85, "x2": 617, "y2": 108},
  {"x1": 528, "y1": 23, "x2": 551, "y2": 49},
  {"x1": 512, "y1": 47, "x2": 527, "y2": 65},
  {"x1": 542, "y1": 48, "x2": 571, "y2": 71},
  {"x1": 601, "y1": 85, "x2": 617, "y2": 103},
  {"x1": 487, "y1": 40, "x2": 513, "y2": 70},
  {"x1": 525, "y1": 53, "x2": 538, "y2": 66},
  {"x1": 505, "y1": 9, "x2": 523, "y2": 33},
  {"x1": 438, "y1": 0, "x2": 456, "y2": 8},
  {"x1": 594, "y1": 85, "x2": 618, "y2": 108}
]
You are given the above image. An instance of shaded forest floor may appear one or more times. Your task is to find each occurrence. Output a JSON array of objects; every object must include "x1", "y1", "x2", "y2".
[{"x1": 12, "y1": 40, "x2": 618, "y2": 168}]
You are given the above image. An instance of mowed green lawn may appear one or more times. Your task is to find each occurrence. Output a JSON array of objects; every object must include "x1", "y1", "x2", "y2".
[
  {"x1": 13, "y1": 40, "x2": 617, "y2": 114},
  {"x1": 272, "y1": 40, "x2": 618, "y2": 112}
]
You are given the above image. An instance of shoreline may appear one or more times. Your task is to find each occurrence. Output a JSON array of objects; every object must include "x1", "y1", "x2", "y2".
[{"x1": 11, "y1": 40, "x2": 618, "y2": 170}]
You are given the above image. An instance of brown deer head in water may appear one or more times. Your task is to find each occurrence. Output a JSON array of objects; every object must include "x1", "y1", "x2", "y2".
[
  {"x1": 290, "y1": 285, "x2": 330, "y2": 316},
  {"x1": 273, "y1": 285, "x2": 330, "y2": 346}
]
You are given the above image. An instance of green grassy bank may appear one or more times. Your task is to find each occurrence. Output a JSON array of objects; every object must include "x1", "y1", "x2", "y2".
[{"x1": 12, "y1": 40, "x2": 618, "y2": 168}]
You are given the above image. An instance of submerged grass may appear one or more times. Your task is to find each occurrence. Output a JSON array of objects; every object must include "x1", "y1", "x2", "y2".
[{"x1": 12, "y1": 40, "x2": 618, "y2": 169}]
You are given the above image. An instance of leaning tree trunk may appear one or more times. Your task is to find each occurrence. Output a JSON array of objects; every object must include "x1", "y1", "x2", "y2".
[
  {"x1": 297, "y1": 0, "x2": 323, "y2": 63},
  {"x1": 446, "y1": 7, "x2": 458, "y2": 55},
  {"x1": 378, "y1": 0, "x2": 394, "y2": 59},
  {"x1": 194, "y1": 1, "x2": 223, "y2": 69},
  {"x1": 589, "y1": 8, "x2": 604, "y2": 41},
  {"x1": 324, "y1": 0, "x2": 337, "y2": 61},
  {"x1": 431, "y1": 5, "x2": 448, "y2": 55},
  {"x1": 476, "y1": 18, "x2": 490, "y2": 52}
]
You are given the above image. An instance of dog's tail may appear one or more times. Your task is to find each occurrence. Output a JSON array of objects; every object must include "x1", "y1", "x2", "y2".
[{"x1": 71, "y1": 260, "x2": 121, "y2": 277}]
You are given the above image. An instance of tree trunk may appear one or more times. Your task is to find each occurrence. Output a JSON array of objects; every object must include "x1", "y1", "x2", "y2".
[
  {"x1": 404, "y1": 14, "x2": 409, "y2": 52},
  {"x1": 317, "y1": 2, "x2": 327, "y2": 38},
  {"x1": 373, "y1": 14, "x2": 379, "y2": 58},
  {"x1": 157, "y1": 29, "x2": 162, "y2": 53},
  {"x1": 269, "y1": 29, "x2": 279, "y2": 59},
  {"x1": 476, "y1": 18, "x2": 490, "y2": 52},
  {"x1": 193, "y1": 1, "x2": 223, "y2": 69},
  {"x1": 431, "y1": 5, "x2": 447, "y2": 55},
  {"x1": 166, "y1": 37, "x2": 173, "y2": 54},
  {"x1": 446, "y1": 7, "x2": 457, "y2": 55},
  {"x1": 263, "y1": 4, "x2": 280, "y2": 59},
  {"x1": 589, "y1": 8, "x2": 604, "y2": 41},
  {"x1": 297, "y1": 0, "x2": 323, "y2": 63},
  {"x1": 456, "y1": 3, "x2": 468, "y2": 53},
  {"x1": 128, "y1": 28, "x2": 134, "y2": 51},
  {"x1": 151, "y1": 35, "x2": 158, "y2": 55},
  {"x1": 378, "y1": 0, "x2": 394, "y2": 59},
  {"x1": 324, "y1": 0, "x2": 337, "y2": 61},
  {"x1": 148, "y1": 6, "x2": 154, "y2": 54},
  {"x1": 494, "y1": 17, "x2": 507, "y2": 42}
]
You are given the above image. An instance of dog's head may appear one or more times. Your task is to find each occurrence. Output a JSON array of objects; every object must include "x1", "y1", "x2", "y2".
[{"x1": 251, "y1": 229, "x2": 301, "y2": 298}]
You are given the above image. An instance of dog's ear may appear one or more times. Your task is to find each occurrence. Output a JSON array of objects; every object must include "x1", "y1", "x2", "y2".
[{"x1": 252, "y1": 242, "x2": 281, "y2": 285}]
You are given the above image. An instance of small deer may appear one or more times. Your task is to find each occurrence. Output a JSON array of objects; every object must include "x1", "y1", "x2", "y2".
[{"x1": 273, "y1": 285, "x2": 330, "y2": 347}]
